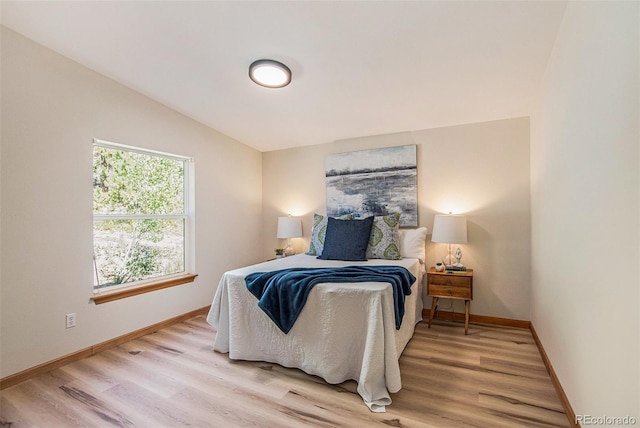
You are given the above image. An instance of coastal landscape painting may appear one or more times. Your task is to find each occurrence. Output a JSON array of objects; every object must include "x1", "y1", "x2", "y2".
[{"x1": 325, "y1": 145, "x2": 417, "y2": 226}]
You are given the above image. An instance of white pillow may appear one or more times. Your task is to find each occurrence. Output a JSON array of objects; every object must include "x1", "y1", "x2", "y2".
[{"x1": 398, "y1": 227, "x2": 428, "y2": 262}]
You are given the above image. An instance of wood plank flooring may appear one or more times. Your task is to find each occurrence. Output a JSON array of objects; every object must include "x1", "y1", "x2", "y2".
[{"x1": 0, "y1": 316, "x2": 570, "y2": 427}]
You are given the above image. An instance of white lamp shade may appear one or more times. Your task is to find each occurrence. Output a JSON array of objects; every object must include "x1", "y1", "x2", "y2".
[
  {"x1": 431, "y1": 214, "x2": 467, "y2": 244},
  {"x1": 277, "y1": 216, "x2": 302, "y2": 239}
]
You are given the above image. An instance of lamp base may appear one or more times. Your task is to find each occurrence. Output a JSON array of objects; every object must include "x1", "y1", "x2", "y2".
[
  {"x1": 442, "y1": 254, "x2": 456, "y2": 268},
  {"x1": 443, "y1": 246, "x2": 465, "y2": 269},
  {"x1": 284, "y1": 243, "x2": 295, "y2": 257}
]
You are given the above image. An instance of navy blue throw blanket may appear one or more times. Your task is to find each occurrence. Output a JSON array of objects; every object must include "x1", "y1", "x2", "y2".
[{"x1": 245, "y1": 266, "x2": 415, "y2": 334}]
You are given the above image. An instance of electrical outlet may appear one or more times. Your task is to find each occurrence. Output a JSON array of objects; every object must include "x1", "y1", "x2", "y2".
[{"x1": 66, "y1": 313, "x2": 76, "y2": 329}]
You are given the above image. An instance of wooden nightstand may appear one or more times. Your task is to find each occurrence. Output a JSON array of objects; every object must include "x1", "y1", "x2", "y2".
[{"x1": 427, "y1": 267, "x2": 474, "y2": 334}]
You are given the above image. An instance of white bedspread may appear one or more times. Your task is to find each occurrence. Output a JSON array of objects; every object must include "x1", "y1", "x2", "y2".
[{"x1": 206, "y1": 254, "x2": 424, "y2": 412}]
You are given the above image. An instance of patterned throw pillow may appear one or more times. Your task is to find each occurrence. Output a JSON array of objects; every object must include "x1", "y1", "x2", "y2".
[
  {"x1": 306, "y1": 213, "x2": 354, "y2": 256},
  {"x1": 366, "y1": 213, "x2": 402, "y2": 260}
]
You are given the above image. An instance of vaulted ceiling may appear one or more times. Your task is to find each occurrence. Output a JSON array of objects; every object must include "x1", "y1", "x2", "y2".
[{"x1": 1, "y1": 1, "x2": 567, "y2": 151}]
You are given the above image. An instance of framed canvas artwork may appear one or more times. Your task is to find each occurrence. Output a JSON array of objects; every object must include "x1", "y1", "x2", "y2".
[{"x1": 325, "y1": 145, "x2": 417, "y2": 227}]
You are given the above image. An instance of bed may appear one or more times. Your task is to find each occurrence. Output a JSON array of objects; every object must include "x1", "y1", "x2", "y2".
[{"x1": 206, "y1": 253, "x2": 425, "y2": 412}]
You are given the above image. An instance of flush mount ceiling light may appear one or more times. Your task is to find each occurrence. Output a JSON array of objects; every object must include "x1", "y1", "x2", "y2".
[{"x1": 249, "y1": 59, "x2": 292, "y2": 88}]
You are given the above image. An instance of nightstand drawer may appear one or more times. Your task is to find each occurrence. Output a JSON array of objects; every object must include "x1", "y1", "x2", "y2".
[
  {"x1": 428, "y1": 284, "x2": 471, "y2": 299},
  {"x1": 428, "y1": 275, "x2": 470, "y2": 287}
]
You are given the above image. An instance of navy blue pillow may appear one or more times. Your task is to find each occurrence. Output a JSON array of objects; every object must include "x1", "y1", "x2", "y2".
[{"x1": 317, "y1": 216, "x2": 375, "y2": 261}]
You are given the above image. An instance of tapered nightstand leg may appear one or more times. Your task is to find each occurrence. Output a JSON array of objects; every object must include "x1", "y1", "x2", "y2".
[
  {"x1": 464, "y1": 300, "x2": 470, "y2": 335},
  {"x1": 428, "y1": 297, "x2": 438, "y2": 328}
]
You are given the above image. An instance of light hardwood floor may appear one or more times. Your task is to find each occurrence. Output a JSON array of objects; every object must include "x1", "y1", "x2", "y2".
[{"x1": 0, "y1": 316, "x2": 570, "y2": 427}]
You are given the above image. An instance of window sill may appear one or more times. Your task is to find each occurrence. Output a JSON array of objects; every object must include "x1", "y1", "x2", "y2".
[{"x1": 91, "y1": 273, "x2": 198, "y2": 305}]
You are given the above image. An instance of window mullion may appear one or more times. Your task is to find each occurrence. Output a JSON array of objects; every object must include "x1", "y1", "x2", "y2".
[{"x1": 93, "y1": 214, "x2": 186, "y2": 220}]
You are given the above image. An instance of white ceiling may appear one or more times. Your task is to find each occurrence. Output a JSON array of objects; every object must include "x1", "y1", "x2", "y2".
[{"x1": 1, "y1": 1, "x2": 567, "y2": 152}]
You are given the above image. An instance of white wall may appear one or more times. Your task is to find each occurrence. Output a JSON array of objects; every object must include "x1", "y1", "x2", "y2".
[
  {"x1": 0, "y1": 27, "x2": 263, "y2": 378},
  {"x1": 531, "y1": 1, "x2": 639, "y2": 420},
  {"x1": 263, "y1": 118, "x2": 531, "y2": 320}
]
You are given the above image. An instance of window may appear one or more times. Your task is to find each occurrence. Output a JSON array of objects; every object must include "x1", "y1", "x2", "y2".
[{"x1": 92, "y1": 139, "x2": 194, "y2": 299}]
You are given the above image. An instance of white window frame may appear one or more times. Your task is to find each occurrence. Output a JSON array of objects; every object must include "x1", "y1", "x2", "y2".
[{"x1": 92, "y1": 139, "x2": 195, "y2": 300}]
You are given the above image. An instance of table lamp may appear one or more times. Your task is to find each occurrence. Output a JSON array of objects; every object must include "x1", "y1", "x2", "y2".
[
  {"x1": 277, "y1": 216, "x2": 302, "y2": 256},
  {"x1": 431, "y1": 214, "x2": 468, "y2": 268}
]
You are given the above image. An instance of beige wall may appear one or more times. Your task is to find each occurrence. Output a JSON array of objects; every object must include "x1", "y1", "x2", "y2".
[
  {"x1": 0, "y1": 28, "x2": 263, "y2": 378},
  {"x1": 7, "y1": 5, "x2": 638, "y2": 420},
  {"x1": 263, "y1": 117, "x2": 531, "y2": 320},
  {"x1": 531, "y1": 1, "x2": 639, "y2": 419}
]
